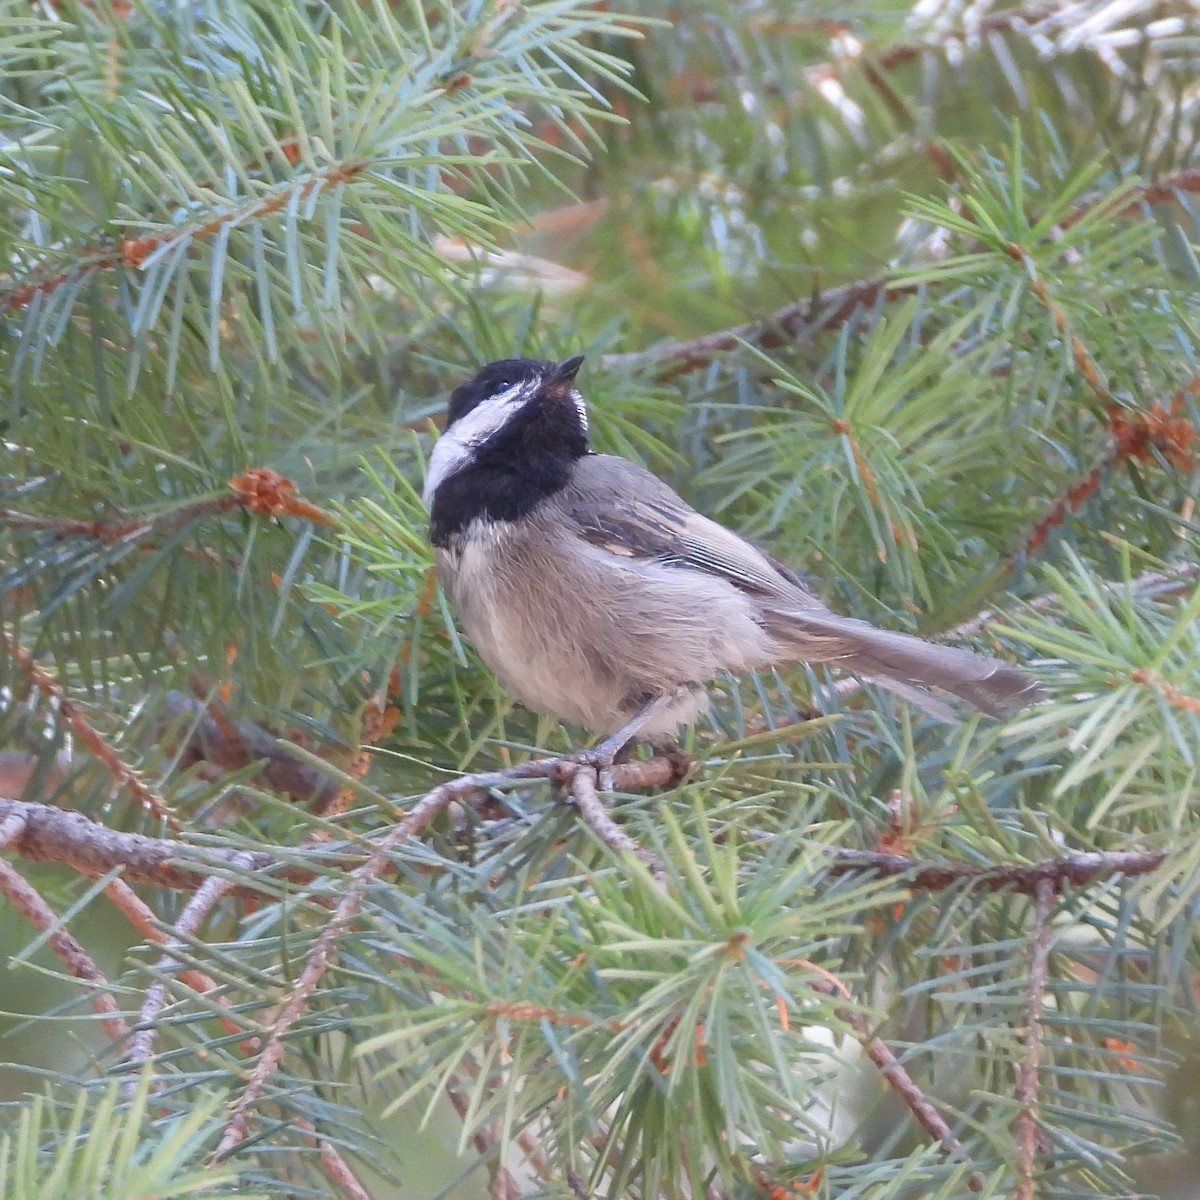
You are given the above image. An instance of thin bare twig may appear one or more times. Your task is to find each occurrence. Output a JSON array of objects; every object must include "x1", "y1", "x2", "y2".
[
  {"x1": 102, "y1": 877, "x2": 248, "y2": 1044},
  {"x1": 317, "y1": 1140, "x2": 373, "y2": 1200},
  {"x1": 210, "y1": 765, "x2": 550, "y2": 1160},
  {"x1": 296, "y1": 1118, "x2": 374, "y2": 1200},
  {"x1": 127, "y1": 865, "x2": 247, "y2": 1072},
  {"x1": 808, "y1": 972, "x2": 980, "y2": 1187},
  {"x1": 1015, "y1": 878, "x2": 1056, "y2": 1200},
  {"x1": 445, "y1": 1074, "x2": 523, "y2": 1200},
  {"x1": 851, "y1": 1010, "x2": 982, "y2": 1189},
  {"x1": 0, "y1": 843, "x2": 131, "y2": 1046},
  {"x1": 824, "y1": 846, "x2": 1165, "y2": 893},
  {"x1": 566, "y1": 765, "x2": 668, "y2": 884},
  {"x1": 599, "y1": 276, "x2": 903, "y2": 381}
]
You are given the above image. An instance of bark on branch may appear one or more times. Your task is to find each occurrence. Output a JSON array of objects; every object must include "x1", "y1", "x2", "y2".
[{"x1": 0, "y1": 793, "x2": 1169, "y2": 900}]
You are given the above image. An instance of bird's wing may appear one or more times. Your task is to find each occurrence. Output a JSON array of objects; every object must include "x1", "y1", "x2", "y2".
[{"x1": 562, "y1": 455, "x2": 813, "y2": 601}]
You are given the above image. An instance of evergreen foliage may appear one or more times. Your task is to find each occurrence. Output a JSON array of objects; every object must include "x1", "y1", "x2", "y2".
[{"x1": 2, "y1": 2, "x2": 1199, "y2": 1198}]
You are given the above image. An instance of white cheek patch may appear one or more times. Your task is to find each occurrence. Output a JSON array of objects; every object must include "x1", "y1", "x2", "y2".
[
  {"x1": 423, "y1": 383, "x2": 525, "y2": 506},
  {"x1": 571, "y1": 387, "x2": 588, "y2": 432}
]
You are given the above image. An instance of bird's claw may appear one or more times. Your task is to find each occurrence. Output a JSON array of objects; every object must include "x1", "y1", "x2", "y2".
[{"x1": 561, "y1": 746, "x2": 619, "y2": 792}]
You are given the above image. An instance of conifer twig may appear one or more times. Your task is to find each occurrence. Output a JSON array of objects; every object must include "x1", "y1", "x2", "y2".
[
  {"x1": 0, "y1": 795, "x2": 1172, "y2": 899},
  {"x1": 445, "y1": 1073, "x2": 523, "y2": 1200},
  {"x1": 566, "y1": 765, "x2": 668, "y2": 883},
  {"x1": 806, "y1": 969, "x2": 980, "y2": 1186},
  {"x1": 127, "y1": 865, "x2": 248, "y2": 1073},
  {"x1": 947, "y1": 561, "x2": 1200, "y2": 641},
  {"x1": 823, "y1": 847, "x2": 1166, "y2": 893},
  {"x1": 0, "y1": 819, "x2": 130, "y2": 1046},
  {"x1": 0, "y1": 756, "x2": 685, "y2": 894},
  {"x1": 601, "y1": 166, "x2": 1200, "y2": 383},
  {"x1": 847, "y1": 1007, "x2": 982, "y2": 1188},
  {"x1": 600, "y1": 276, "x2": 904, "y2": 381},
  {"x1": 210, "y1": 765, "x2": 558, "y2": 1160},
  {"x1": 0, "y1": 161, "x2": 367, "y2": 315},
  {"x1": 4, "y1": 631, "x2": 178, "y2": 827},
  {"x1": 1015, "y1": 878, "x2": 1056, "y2": 1200},
  {"x1": 0, "y1": 467, "x2": 331, "y2": 545},
  {"x1": 102, "y1": 877, "x2": 248, "y2": 1043},
  {"x1": 296, "y1": 1118, "x2": 373, "y2": 1200}
]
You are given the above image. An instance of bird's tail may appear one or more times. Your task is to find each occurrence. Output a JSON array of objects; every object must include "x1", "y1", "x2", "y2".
[{"x1": 776, "y1": 609, "x2": 1042, "y2": 718}]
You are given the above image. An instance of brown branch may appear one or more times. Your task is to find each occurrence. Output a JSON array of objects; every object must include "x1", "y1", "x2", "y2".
[
  {"x1": 1017, "y1": 377, "x2": 1197, "y2": 559},
  {"x1": 1064, "y1": 166, "x2": 1200, "y2": 230},
  {"x1": 127, "y1": 866, "x2": 246, "y2": 1072},
  {"x1": 164, "y1": 692, "x2": 343, "y2": 810},
  {"x1": 4, "y1": 632, "x2": 178, "y2": 827},
  {"x1": 597, "y1": 160, "x2": 1200, "y2": 385},
  {"x1": 1, "y1": 797, "x2": 282, "y2": 892},
  {"x1": 565, "y1": 765, "x2": 667, "y2": 883},
  {"x1": 0, "y1": 794, "x2": 1171, "y2": 902},
  {"x1": 445, "y1": 1073, "x2": 523, "y2": 1200},
  {"x1": 599, "y1": 276, "x2": 905, "y2": 381},
  {"x1": 825, "y1": 847, "x2": 1166, "y2": 893},
  {"x1": 849, "y1": 1009, "x2": 981, "y2": 1188},
  {"x1": 0, "y1": 160, "x2": 366, "y2": 315},
  {"x1": 317, "y1": 1140, "x2": 373, "y2": 1200},
  {"x1": 1, "y1": 468, "x2": 331, "y2": 548},
  {"x1": 0, "y1": 756, "x2": 685, "y2": 896},
  {"x1": 296, "y1": 1118, "x2": 374, "y2": 1200},
  {"x1": 208, "y1": 759, "x2": 584, "y2": 1160},
  {"x1": 805, "y1": 969, "x2": 979, "y2": 1186},
  {"x1": 1015, "y1": 878, "x2": 1055, "y2": 1200},
  {"x1": 0, "y1": 815, "x2": 130, "y2": 1046},
  {"x1": 102, "y1": 877, "x2": 248, "y2": 1044},
  {"x1": 0, "y1": 495, "x2": 238, "y2": 544}
]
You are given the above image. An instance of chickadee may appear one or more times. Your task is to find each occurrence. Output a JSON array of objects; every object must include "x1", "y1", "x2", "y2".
[{"x1": 423, "y1": 356, "x2": 1041, "y2": 764}]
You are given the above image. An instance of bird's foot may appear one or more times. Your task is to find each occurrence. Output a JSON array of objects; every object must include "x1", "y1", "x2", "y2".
[
  {"x1": 557, "y1": 738, "x2": 695, "y2": 793},
  {"x1": 561, "y1": 743, "x2": 623, "y2": 792}
]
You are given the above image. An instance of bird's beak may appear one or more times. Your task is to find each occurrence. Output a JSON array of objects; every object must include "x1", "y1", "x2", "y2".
[{"x1": 552, "y1": 355, "x2": 585, "y2": 383}]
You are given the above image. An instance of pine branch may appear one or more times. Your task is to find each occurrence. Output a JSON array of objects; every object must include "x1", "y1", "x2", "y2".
[
  {"x1": 0, "y1": 820, "x2": 130, "y2": 1046},
  {"x1": 1014, "y1": 879, "x2": 1055, "y2": 1200},
  {"x1": 4, "y1": 631, "x2": 176, "y2": 826},
  {"x1": 208, "y1": 764, "x2": 532, "y2": 1160},
  {"x1": 601, "y1": 164, "x2": 1200, "y2": 382},
  {"x1": 600, "y1": 276, "x2": 905, "y2": 381},
  {"x1": 127, "y1": 865, "x2": 249, "y2": 1075},
  {"x1": 0, "y1": 156, "x2": 356, "y2": 315},
  {"x1": 823, "y1": 847, "x2": 1167, "y2": 893},
  {"x1": 1, "y1": 780, "x2": 1174, "y2": 900},
  {"x1": 0, "y1": 758, "x2": 685, "y2": 895},
  {"x1": 295, "y1": 1118, "x2": 374, "y2": 1200}
]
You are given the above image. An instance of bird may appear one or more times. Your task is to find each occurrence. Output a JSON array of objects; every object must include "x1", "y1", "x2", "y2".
[{"x1": 422, "y1": 355, "x2": 1041, "y2": 769}]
